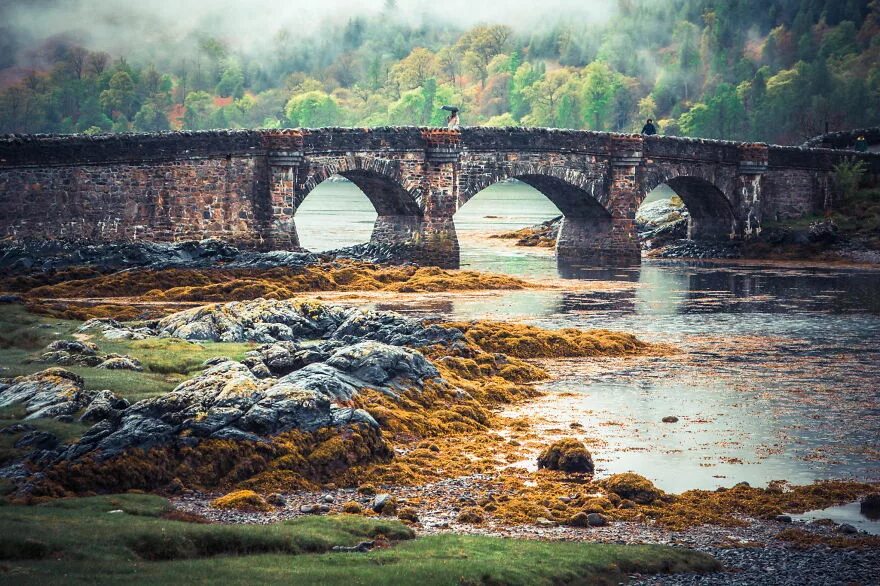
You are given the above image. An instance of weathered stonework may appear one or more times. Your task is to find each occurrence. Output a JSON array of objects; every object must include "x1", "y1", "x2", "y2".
[{"x1": 1, "y1": 128, "x2": 878, "y2": 267}]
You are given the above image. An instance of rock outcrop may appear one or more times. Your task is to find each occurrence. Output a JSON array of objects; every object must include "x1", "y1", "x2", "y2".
[
  {"x1": 636, "y1": 198, "x2": 689, "y2": 249},
  {"x1": 60, "y1": 336, "x2": 439, "y2": 461},
  {"x1": 104, "y1": 298, "x2": 468, "y2": 348},
  {"x1": 0, "y1": 368, "x2": 128, "y2": 421}
]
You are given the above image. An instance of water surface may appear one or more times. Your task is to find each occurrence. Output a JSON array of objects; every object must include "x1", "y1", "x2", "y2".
[{"x1": 296, "y1": 180, "x2": 880, "y2": 492}]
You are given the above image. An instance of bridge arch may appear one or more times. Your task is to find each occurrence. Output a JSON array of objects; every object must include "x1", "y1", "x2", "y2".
[
  {"x1": 457, "y1": 164, "x2": 634, "y2": 266},
  {"x1": 640, "y1": 170, "x2": 738, "y2": 241},
  {"x1": 297, "y1": 156, "x2": 422, "y2": 217},
  {"x1": 460, "y1": 164, "x2": 609, "y2": 217}
]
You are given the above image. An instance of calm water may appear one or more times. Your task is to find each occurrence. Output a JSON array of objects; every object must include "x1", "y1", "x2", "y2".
[{"x1": 297, "y1": 180, "x2": 880, "y2": 501}]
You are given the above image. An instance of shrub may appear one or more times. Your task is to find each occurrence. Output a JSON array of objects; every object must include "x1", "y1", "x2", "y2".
[{"x1": 832, "y1": 157, "x2": 868, "y2": 200}]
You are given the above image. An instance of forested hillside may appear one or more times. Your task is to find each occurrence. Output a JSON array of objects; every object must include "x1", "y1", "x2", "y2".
[{"x1": 1, "y1": 0, "x2": 878, "y2": 144}]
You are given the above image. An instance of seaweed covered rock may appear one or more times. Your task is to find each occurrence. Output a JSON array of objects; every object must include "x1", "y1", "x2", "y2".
[
  {"x1": 0, "y1": 368, "x2": 125, "y2": 421},
  {"x1": 537, "y1": 438, "x2": 594, "y2": 473},
  {"x1": 601, "y1": 473, "x2": 662, "y2": 504}
]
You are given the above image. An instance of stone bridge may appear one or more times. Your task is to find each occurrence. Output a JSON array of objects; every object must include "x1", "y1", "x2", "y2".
[{"x1": 1, "y1": 128, "x2": 878, "y2": 267}]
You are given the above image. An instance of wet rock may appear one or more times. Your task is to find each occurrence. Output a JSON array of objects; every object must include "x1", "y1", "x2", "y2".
[
  {"x1": 836, "y1": 523, "x2": 858, "y2": 534},
  {"x1": 586, "y1": 512, "x2": 608, "y2": 527},
  {"x1": 37, "y1": 340, "x2": 103, "y2": 367},
  {"x1": 54, "y1": 334, "x2": 439, "y2": 463},
  {"x1": 859, "y1": 493, "x2": 880, "y2": 518},
  {"x1": 372, "y1": 494, "x2": 394, "y2": 514},
  {"x1": 155, "y1": 299, "x2": 346, "y2": 343},
  {"x1": 0, "y1": 238, "x2": 318, "y2": 275},
  {"x1": 808, "y1": 219, "x2": 838, "y2": 243},
  {"x1": 79, "y1": 390, "x2": 129, "y2": 423},
  {"x1": 0, "y1": 423, "x2": 35, "y2": 434},
  {"x1": 637, "y1": 198, "x2": 689, "y2": 249},
  {"x1": 775, "y1": 515, "x2": 793, "y2": 523},
  {"x1": 537, "y1": 438, "x2": 594, "y2": 473},
  {"x1": 78, "y1": 318, "x2": 149, "y2": 341}
]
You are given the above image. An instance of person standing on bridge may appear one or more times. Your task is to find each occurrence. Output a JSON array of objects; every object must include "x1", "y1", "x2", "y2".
[
  {"x1": 641, "y1": 118, "x2": 657, "y2": 136},
  {"x1": 855, "y1": 135, "x2": 868, "y2": 152}
]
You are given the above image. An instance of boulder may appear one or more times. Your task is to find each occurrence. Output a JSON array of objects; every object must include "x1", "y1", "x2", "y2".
[
  {"x1": 95, "y1": 356, "x2": 143, "y2": 371},
  {"x1": 860, "y1": 493, "x2": 880, "y2": 520},
  {"x1": 0, "y1": 368, "x2": 88, "y2": 420},
  {"x1": 537, "y1": 438, "x2": 595, "y2": 473}
]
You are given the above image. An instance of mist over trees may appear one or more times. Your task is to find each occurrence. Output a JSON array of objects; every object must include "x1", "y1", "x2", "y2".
[{"x1": 0, "y1": 0, "x2": 878, "y2": 144}]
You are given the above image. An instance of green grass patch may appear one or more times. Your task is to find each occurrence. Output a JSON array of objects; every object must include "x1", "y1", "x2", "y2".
[
  {"x1": 0, "y1": 304, "x2": 256, "y2": 402},
  {"x1": 0, "y1": 494, "x2": 720, "y2": 585}
]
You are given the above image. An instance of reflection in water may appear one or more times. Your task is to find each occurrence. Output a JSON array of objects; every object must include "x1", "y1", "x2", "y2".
[{"x1": 792, "y1": 502, "x2": 880, "y2": 535}]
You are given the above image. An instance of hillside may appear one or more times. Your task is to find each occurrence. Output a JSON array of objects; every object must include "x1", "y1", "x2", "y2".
[{"x1": 0, "y1": 0, "x2": 878, "y2": 145}]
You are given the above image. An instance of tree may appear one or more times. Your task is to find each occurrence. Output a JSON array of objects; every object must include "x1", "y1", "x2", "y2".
[
  {"x1": 133, "y1": 101, "x2": 170, "y2": 132},
  {"x1": 216, "y1": 59, "x2": 245, "y2": 99},
  {"x1": 390, "y1": 48, "x2": 439, "y2": 91},
  {"x1": 285, "y1": 91, "x2": 340, "y2": 127},
  {"x1": 457, "y1": 25, "x2": 512, "y2": 87},
  {"x1": 183, "y1": 91, "x2": 215, "y2": 130},
  {"x1": 581, "y1": 61, "x2": 619, "y2": 130},
  {"x1": 437, "y1": 46, "x2": 462, "y2": 86},
  {"x1": 99, "y1": 70, "x2": 136, "y2": 118}
]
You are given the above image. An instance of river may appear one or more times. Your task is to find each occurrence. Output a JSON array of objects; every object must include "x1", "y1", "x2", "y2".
[{"x1": 296, "y1": 179, "x2": 880, "y2": 505}]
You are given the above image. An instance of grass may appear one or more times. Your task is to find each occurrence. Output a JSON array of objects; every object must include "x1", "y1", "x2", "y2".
[
  {"x1": 0, "y1": 304, "x2": 256, "y2": 402},
  {"x1": 0, "y1": 494, "x2": 720, "y2": 585}
]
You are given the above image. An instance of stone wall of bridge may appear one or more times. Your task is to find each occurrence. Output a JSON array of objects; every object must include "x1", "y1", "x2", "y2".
[{"x1": 1, "y1": 128, "x2": 878, "y2": 267}]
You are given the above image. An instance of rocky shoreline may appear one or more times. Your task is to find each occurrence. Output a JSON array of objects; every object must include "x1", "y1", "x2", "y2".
[
  {"x1": 168, "y1": 477, "x2": 879, "y2": 586},
  {"x1": 1, "y1": 254, "x2": 878, "y2": 584}
]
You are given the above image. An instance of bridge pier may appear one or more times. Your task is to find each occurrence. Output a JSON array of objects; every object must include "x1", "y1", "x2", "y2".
[
  {"x1": 370, "y1": 216, "x2": 459, "y2": 268},
  {"x1": 556, "y1": 216, "x2": 640, "y2": 265}
]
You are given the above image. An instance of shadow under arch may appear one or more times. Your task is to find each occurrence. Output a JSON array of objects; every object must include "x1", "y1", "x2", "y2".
[{"x1": 641, "y1": 175, "x2": 738, "y2": 241}]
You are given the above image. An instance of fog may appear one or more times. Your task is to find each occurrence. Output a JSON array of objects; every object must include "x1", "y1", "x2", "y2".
[{"x1": 1, "y1": 0, "x2": 619, "y2": 67}]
